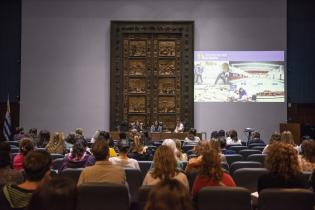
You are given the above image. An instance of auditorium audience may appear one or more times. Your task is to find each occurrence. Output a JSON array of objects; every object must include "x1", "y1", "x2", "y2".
[
  {"x1": 46, "y1": 132, "x2": 65, "y2": 155},
  {"x1": 257, "y1": 142, "x2": 308, "y2": 193},
  {"x1": 27, "y1": 177, "x2": 77, "y2": 210},
  {"x1": 143, "y1": 145, "x2": 189, "y2": 189},
  {"x1": 0, "y1": 142, "x2": 23, "y2": 185},
  {"x1": 226, "y1": 129, "x2": 242, "y2": 145},
  {"x1": 59, "y1": 141, "x2": 94, "y2": 172},
  {"x1": 150, "y1": 120, "x2": 163, "y2": 133},
  {"x1": 247, "y1": 131, "x2": 265, "y2": 146},
  {"x1": 144, "y1": 179, "x2": 193, "y2": 210},
  {"x1": 77, "y1": 139, "x2": 125, "y2": 185},
  {"x1": 184, "y1": 128, "x2": 200, "y2": 143},
  {"x1": 0, "y1": 150, "x2": 52, "y2": 210},
  {"x1": 298, "y1": 140, "x2": 315, "y2": 172},
  {"x1": 174, "y1": 119, "x2": 184, "y2": 133},
  {"x1": 219, "y1": 138, "x2": 236, "y2": 155},
  {"x1": 262, "y1": 132, "x2": 281, "y2": 154},
  {"x1": 13, "y1": 138, "x2": 34, "y2": 171},
  {"x1": 192, "y1": 148, "x2": 236, "y2": 198},
  {"x1": 37, "y1": 130, "x2": 50, "y2": 148},
  {"x1": 110, "y1": 144, "x2": 140, "y2": 169}
]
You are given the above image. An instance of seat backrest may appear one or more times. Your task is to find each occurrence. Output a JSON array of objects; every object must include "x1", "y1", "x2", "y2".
[
  {"x1": 187, "y1": 171, "x2": 199, "y2": 191},
  {"x1": 230, "y1": 161, "x2": 263, "y2": 175},
  {"x1": 10, "y1": 147, "x2": 19, "y2": 153},
  {"x1": 258, "y1": 188, "x2": 314, "y2": 210},
  {"x1": 229, "y1": 146, "x2": 247, "y2": 153},
  {"x1": 233, "y1": 168, "x2": 269, "y2": 192},
  {"x1": 252, "y1": 146, "x2": 265, "y2": 151},
  {"x1": 125, "y1": 168, "x2": 142, "y2": 202},
  {"x1": 50, "y1": 153, "x2": 64, "y2": 160},
  {"x1": 221, "y1": 162, "x2": 229, "y2": 172},
  {"x1": 197, "y1": 186, "x2": 251, "y2": 210},
  {"x1": 138, "y1": 161, "x2": 152, "y2": 181},
  {"x1": 248, "y1": 143, "x2": 266, "y2": 149},
  {"x1": 60, "y1": 168, "x2": 83, "y2": 183},
  {"x1": 52, "y1": 157, "x2": 64, "y2": 171},
  {"x1": 8, "y1": 141, "x2": 20, "y2": 147},
  {"x1": 138, "y1": 186, "x2": 154, "y2": 210},
  {"x1": 239, "y1": 149, "x2": 261, "y2": 158},
  {"x1": 246, "y1": 154, "x2": 266, "y2": 166},
  {"x1": 182, "y1": 145, "x2": 195, "y2": 152},
  {"x1": 225, "y1": 154, "x2": 244, "y2": 166},
  {"x1": 77, "y1": 183, "x2": 129, "y2": 210}
]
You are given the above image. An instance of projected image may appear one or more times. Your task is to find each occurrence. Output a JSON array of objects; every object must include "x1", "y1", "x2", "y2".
[{"x1": 194, "y1": 51, "x2": 285, "y2": 102}]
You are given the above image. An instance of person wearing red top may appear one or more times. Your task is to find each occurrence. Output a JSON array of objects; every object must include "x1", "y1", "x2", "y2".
[
  {"x1": 13, "y1": 138, "x2": 34, "y2": 171},
  {"x1": 192, "y1": 148, "x2": 236, "y2": 198}
]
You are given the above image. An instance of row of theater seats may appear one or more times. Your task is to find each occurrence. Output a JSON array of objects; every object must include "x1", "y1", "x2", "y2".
[{"x1": 76, "y1": 183, "x2": 314, "y2": 210}]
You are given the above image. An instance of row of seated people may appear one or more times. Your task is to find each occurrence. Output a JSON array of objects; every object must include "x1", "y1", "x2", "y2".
[{"x1": 1, "y1": 134, "x2": 315, "y2": 210}]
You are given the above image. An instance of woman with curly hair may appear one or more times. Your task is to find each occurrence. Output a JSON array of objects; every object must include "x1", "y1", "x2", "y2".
[
  {"x1": 142, "y1": 145, "x2": 189, "y2": 190},
  {"x1": 191, "y1": 148, "x2": 235, "y2": 198},
  {"x1": 257, "y1": 142, "x2": 308, "y2": 193},
  {"x1": 298, "y1": 140, "x2": 315, "y2": 172},
  {"x1": 144, "y1": 179, "x2": 193, "y2": 210},
  {"x1": 46, "y1": 132, "x2": 65, "y2": 154}
]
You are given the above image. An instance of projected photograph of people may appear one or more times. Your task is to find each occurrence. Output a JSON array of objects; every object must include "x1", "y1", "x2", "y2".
[{"x1": 194, "y1": 51, "x2": 285, "y2": 102}]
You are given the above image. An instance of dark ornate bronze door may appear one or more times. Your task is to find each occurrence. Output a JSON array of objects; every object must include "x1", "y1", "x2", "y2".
[{"x1": 110, "y1": 21, "x2": 194, "y2": 131}]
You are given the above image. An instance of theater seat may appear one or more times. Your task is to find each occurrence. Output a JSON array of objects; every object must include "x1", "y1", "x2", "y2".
[
  {"x1": 125, "y1": 168, "x2": 142, "y2": 202},
  {"x1": 239, "y1": 149, "x2": 261, "y2": 158},
  {"x1": 228, "y1": 146, "x2": 247, "y2": 153},
  {"x1": 138, "y1": 186, "x2": 153, "y2": 210},
  {"x1": 233, "y1": 168, "x2": 268, "y2": 192},
  {"x1": 246, "y1": 154, "x2": 266, "y2": 166},
  {"x1": 77, "y1": 183, "x2": 129, "y2": 210},
  {"x1": 258, "y1": 188, "x2": 314, "y2": 210},
  {"x1": 225, "y1": 154, "x2": 244, "y2": 166},
  {"x1": 50, "y1": 153, "x2": 64, "y2": 160},
  {"x1": 138, "y1": 161, "x2": 152, "y2": 180},
  {"x1": 229, "y1": 161, "x2": 263, "y2": 176},
  {"x1": 196, "y1": 186, "x2": 251, "y2": 210},
  {"x1": 60, "y1": 168, "x2": 82, "y2": 183},
  {"x1": 52, "y1": 157, "x2": 64, "y2": 172}
]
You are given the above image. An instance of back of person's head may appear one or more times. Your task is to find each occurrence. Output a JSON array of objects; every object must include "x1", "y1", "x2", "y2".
[
  {"x1": 162, "y1": 139, "x2": 177, "y2": 155},
  {"x1": 92, "y1": 140, "x2": 109, "y2": 161},
  {"x1": 152, "y1": 145, "x2": 177, "y2": 179},
  {"x1": 119, "y1": 132, "x2": 127, "y2": 140},
  {"x1": 24, "y1": 150, "x2": 52, "y2": 182},
  {"x1": 218, "y1": 137, "x2": 227, "y2": 149},
  {"x1": 265, "y1": 142, "x2": 300, "y2": 179},
  {"x1": 281, "y1": 131, "x2": 295, "y2": 145},
  {"x1": 16, "y1": 127, "x2": 24, "y2": 134},
  {"x1": 27, "y1": 177, "x2": 77, "y2": 210},
  {"x1": 38, "y1": 130, "x2": 50, "y2": 147},
  {"x1": 65, "y1": 132, "x2": 76, "y2": 145},
  {"x1": 229, "y1": 129, "x2": 238, "y2": 142},
  {"x1": 19, "y1": 138, "x2": 35, "y2": 155},
  {"x1": 71, "y1": 141, "x2": 85, "y2": 158},
  {"x1": 174, "y1": 139, "x2": 182, "y2": 150},
  {"x1": 210, "y1": 131, "x2": 219, "y2": 139},
  {"x1": 144, "y1": 179, "x2": 193, "y2": 210},
  {"x1": 269, "y1": 132, "x2": 281, "y2": 144},
  {"x1": 301, "y1": 140, "x2": 315, "y2": 163},
  {"x1": 97, "y1": 131, "x2": 110, "y2": 141},
  {"x1": 218, "y1": 130, "x2": 225, "y2": 138},
  {"x1": 209, "y1": 139, "x2": 221, "y2": 153},
  {"x1": 75, "y1": 128, "x2": 83, "y2": 136},
  {"x1": 29, "y1": 128, "x2": 38, "y2": 136},
  {"x1": 118, "y1": 144, "x2": 129, "y2": 154},
  {"x1": 251, "y1": 131, "x2": 260, "y2": 140},
  {"x1": 200, "y1": 148, "x2": 223, "y2": 182},
  {"x1": 189, "y1": 128, "x2": 197, "y2": 136},
  {"x1": 194, "y1": 141, "x2": 211, "y2": 156}
]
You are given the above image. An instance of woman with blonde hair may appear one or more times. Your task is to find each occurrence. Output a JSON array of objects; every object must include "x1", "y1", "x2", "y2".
[
  {"x1": 46, "y1": 132, "x2": 65, "y2": 154},
  {"x1": 192, "y1": 148, "x2": 235, "y2": 198},
  {"x1": 128, "y1": 135, "x2": 150, "y2": 160},
  {"x1": 258, "y1": 142, "x2": 308, "y2": 193},
  {"x1": 185, "y1": 141, "x2": 211, "y2": 174},
  {"x1": 281, "y1": 130, "x2": 295, "y2": 146},
  {"x1": 142, "y1": 145, "x2": 189, "y2": 190}
]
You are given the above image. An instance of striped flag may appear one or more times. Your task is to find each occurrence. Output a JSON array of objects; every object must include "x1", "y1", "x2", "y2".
[{"x1": 3, "y1": 96, "x2": 12, "y2": 141}]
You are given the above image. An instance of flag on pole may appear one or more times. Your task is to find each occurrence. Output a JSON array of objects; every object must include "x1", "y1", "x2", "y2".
[{"x1": 3, "y1": 95, "x2": 12, "y2": 141}]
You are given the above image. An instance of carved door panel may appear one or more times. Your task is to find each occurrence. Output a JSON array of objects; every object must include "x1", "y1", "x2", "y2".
[{"x1": 111, "y1": 22, "x2": 194, "y2": 131}]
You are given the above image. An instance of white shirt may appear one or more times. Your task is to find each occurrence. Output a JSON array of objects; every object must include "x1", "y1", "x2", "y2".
[
  {"x1": 174, "y1": 123, "x2": 184, "y2": 133},
  {"x1": 109, "y1": 157, "x2": 140, "y2": 170},
  {"x1": 226, "y1": 137, "x2": 242, "y2": 145}
]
